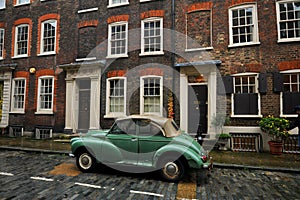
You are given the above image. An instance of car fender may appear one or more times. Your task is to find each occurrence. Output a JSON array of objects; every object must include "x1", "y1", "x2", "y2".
[
  {"x1": 153, "y1": 144, "x2": 204, "y2": 169},
  {"x1": 71, "y1": 137, "x2": 123, "y2": 163},
  {"x1": 71, "y1": 137, "x2": 102, "y2": 160}
]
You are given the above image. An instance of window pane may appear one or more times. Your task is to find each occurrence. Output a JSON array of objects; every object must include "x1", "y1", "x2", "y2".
[
  {"x1": 143, "y1": 19, "x2": 162, "y2": 53},
  {"x1": 234, "y1": 75, "x2": 257, "y2": 94},
  {"x1": 13, "y1": 79, "x2": 26, "y2": 110},
  {"x1": 143, "y1": 77, "x2": 161, "y2": 114},
  {"x1": 230, "y1": 6, "x2": 255, "y2": 44},
  {"x1": 42, "y1": 21, "x2": 56, "y2": 53},
  {"x1": 278, "y1": 2, "x2": 300, "y2": 40},
  {"x1": 109, "y1": 79, "x2": 125, "y2": 113},
  {"x1": 109, "y1": 23, "x2": 127, "y2": 55},
  {"x1": 39, "y1": 78, "x2": 53, "y2": 110},
  {"x1": 16, "y1": 25, "x2": 28, "y2": 56},
  {"x1": 17, "y1": 0, "x2": 29, "y2": 4}
]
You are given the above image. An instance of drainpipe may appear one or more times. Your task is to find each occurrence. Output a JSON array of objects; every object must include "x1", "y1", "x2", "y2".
[{"x1": 171, "y1": 0, "x2": 176, "y2": 120}]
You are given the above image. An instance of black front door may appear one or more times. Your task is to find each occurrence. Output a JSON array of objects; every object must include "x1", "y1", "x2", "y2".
[
  {"x1": 78, "y1": 79, "x2": 91, "y2": 132},
  {"x1": 188, "y1": 85, "x2": 208, "y2": 135}
]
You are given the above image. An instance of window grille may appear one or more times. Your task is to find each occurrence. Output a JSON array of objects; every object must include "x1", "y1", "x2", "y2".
[
  {"x1": 35, "y1": 127, "x2": 52, "y2": 139},
  {"x1": 230, "y1": 133, "x2": 261, "y2": 152},
  {"x1": 9, "y1": 126, "x2": 23, "y2": 137},
  {"x1": 284, "y1": 135, "x2": 300, "y2": 153}
]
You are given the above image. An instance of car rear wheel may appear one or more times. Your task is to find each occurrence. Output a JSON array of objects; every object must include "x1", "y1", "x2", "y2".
[
  {"x1": 159, "y1": 157, "x2": 186, "y2": 182},
  {"x1": 76, "y1": 150, "x2": 96, "y2": 172}
]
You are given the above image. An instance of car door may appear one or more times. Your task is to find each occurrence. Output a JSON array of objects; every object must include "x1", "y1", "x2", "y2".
[
  {"x1": 105, "y1": 119, "x2": 138, "y2": 165},
  {"x1": 137, "y1": 120, "x2": 171, "y2": 166}
]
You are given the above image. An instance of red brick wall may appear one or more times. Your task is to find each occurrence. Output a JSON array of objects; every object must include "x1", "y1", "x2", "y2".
[
  {"x1": 175, "y1": 0, "x2": 300, "y2": 125},
  {"x1": 4, "y1": 0, "x2": 76, "y2": 132}
]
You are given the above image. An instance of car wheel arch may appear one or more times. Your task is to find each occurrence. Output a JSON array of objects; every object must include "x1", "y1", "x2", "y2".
[
  {"x1": 156, "y1": 151, "x2": 188, "y2": 170},
  {"x1": 156, "y1": 152, "x2": 188, "y2": 182}
]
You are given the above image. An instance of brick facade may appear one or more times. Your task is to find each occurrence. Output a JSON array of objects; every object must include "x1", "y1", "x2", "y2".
[
  {"x1": 1, "y1": 0, "x2": 299, "y2": 137},
  {"x1": 0, "y1": 0, "x2": 78, "y2": 134},
  {"x1": 176, "y1": 0, "x2": 300, "y2": 128}
]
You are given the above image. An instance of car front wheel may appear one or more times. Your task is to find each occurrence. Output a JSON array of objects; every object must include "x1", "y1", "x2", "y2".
[
  {"x1": 159, "y1": 157, "x2": 185, "y2": 182},
  {"x1": 76, "y1": 150, "x2": 96, "y2": 172}
]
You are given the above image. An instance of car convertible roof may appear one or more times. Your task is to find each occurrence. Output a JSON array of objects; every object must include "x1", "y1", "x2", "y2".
[{"x1": 115, "y1": 115, "x2": 181, "y2": 137}]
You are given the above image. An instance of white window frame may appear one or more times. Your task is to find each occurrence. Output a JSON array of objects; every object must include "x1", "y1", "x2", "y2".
[
  {"x1": 14, "y1": 24, "x2": 29, "y2": 58},
  {"x1": 140, "y1": 17, "x2": 164, "y2": 56},
  {"x1": 105, "y1": 77, "x2": 127, "y2": 118},
  {"x1": 140, "y1": 76, "x2": 163, "y2": 116},
  {"x1": 0, "y1": 0, "x2": 5, "y2": 9},
  {"x1": 40, "y1": 20, "x2": 57, "y2": 56},
  {"x1": 11, "y1": 78, "x2": 26, "y2": 113},
  {"x1": 140, "y1": 0, "x2": 152, "y2": 2},
  {"x1": 0, "y1": 28, "x2": 4, "y2": 59},
  {"x1": 16, "y1": 0, "x2": 30, "y2": 6},
  {"x1": 36, "y1": 76, "x2": 54, "y2": 114},
  {"x1": 107, "y1": 22, "x2": 128, "y2": 58},
  {"x1": 231, "y1": 73, "x2": 262, "y2": 118},
  {"x1": 108, "y1": 0, "x2": 129, "y2": 8},
  {"x1": 280, "y1": 69, "x2": 300, "y2": 117},
  {"x1": 276, "y1": 0, "x2": 300, "y2": 42},
  {"x1": 228, "y1": 4, "x2": 260, "y2": 47}
]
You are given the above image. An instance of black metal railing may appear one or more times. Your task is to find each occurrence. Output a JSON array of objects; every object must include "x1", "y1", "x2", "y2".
[
  {"x1": 230, "y1": 133, "x2": 261, "y2": 152},
  {"x1": 283, "y1": 135, "x2": 300, "y2": 153}
]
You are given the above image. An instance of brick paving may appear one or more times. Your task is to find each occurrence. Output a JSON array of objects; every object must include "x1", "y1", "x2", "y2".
[{"x1": 0, "y1": 150, "x2": 300, "y2": 199}]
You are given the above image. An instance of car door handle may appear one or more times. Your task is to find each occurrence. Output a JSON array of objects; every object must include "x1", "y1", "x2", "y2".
[{"x1": 131, "y1": 138, "x2": 137, "y2": 142}]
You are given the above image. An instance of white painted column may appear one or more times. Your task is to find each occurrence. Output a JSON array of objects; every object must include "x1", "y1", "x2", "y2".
[
  {"x1": 0, "y1": 72, "x2": 12, "y2": 128},
  {"x1": 89, "y1": 76, "x2": 100, "y2": 130},
  {"x1": 64, "y1": 78, "x2": 75, "y2": 132},
  {"x1": 180, "y1": 73, "x2": 188, "y2": 133},
  {"x1": 208, "y1": 70, "x2": 217, "y2": 135}
]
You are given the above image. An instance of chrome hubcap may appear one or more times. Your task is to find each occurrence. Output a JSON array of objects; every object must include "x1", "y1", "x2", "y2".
[
  {"x1": 79, "y1": 153, "x2": 92, "y2": 169},
  {"x1": 164, "y1": 162, "x2": 179, "y2": 177}
]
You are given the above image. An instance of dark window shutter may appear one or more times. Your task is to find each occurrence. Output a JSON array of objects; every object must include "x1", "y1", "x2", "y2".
[
  {"x1": 283, "y1": 92, "x2": 300, "y2": 114},
  {"x1": 273, "y1": 72, "x2": 283, "y2": 92},
  {"x1": 217, "y1": 77, "x2": 225, "y2": 94},
  {"x1": 217, "y1": 76, "x2": 233, "y2": 94},
  {"x1": 259, "y1": 73, "x2": 267, "y2": 93},
  {"x1": 249, "y1": 93, "x2": 259, "y2": 114},
  {"x1": 234, "y1": 93, "x2": 258, "y2": 115}
]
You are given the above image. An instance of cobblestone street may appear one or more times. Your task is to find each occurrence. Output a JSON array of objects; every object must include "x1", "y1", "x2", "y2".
[{"x1": 0, "y1": 150, "x2": 299, "y2": 200}]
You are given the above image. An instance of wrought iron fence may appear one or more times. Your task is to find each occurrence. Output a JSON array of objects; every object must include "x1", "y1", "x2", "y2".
[
  {"x1": 230, "y1": 133, "x2": 261, "y2": 152},
  {"x1": 283, "y1": 135, "x2": 300, "y2": 154}
]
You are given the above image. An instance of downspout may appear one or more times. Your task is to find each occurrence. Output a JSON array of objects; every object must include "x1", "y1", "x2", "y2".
[{"x1": 171, "y1": 0, "x2": 176, "y2": 120}]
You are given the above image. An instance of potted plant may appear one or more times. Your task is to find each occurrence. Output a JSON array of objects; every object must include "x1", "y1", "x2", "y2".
[
  {"x1": 258, "y1": 115, "x2": 290, "y2": 155},
  {"x1": 217, "y1": 133, "x2": 231, "y2": 150}
]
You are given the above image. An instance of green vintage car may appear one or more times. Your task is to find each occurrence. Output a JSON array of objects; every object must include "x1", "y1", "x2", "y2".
[{"x1": 70, "y1": 115, "x2": 212, "y2": 181}]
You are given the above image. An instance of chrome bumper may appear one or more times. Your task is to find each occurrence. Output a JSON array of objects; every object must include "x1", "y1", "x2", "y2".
[{"x1": 203, "y1": 157, "x2": 213, "y2": 170}]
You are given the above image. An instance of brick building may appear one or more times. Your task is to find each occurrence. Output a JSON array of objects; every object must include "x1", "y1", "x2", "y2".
[
  {"x1": 175, "y1": 0, "x2": 300, "y2": 151},
  {"x1": 59, "y1": 0, "x2": 176, "y2": 133},
  {"x1": 0, "y1": 0, "x2": 78, "y2": 137},
  {"x1": 0, "y1": 0, "x2": 299, "y2": 152}
]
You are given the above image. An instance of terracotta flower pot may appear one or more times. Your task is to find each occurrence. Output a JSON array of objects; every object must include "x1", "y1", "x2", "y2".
[{"x1": 268, "y1": 141, "x2": 283, "y2": 155}]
